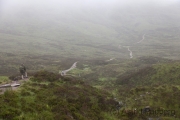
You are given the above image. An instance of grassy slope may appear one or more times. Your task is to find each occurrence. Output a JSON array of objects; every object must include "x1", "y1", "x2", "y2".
[
  {"x1": 0, "y1": 4, "x2": 180, "y2": 60},
  {"x1": 110, "y1": 61, "x2": 180, "y2": 119},
  {"x1": 1, "y1": 56, "x2": 180, "y2": 119},
  {"x1": 0, "y1": 5, "x2": 180, "y2": 76},
  {"x1": 0, "y1": 9, "x2": 179, "y2": 77},
  {"x1": 66, "y1": 57, "x2": 180, "y2": 119},
  {"x1": 116, "y1": 61, "x2": 180, "y2": 86},
  {"x1": 0, "y1": 3, "x2": 180, "y2": 120},
  {"x1": 0, "y1": 71, "x2": 120, "y2": 120}
]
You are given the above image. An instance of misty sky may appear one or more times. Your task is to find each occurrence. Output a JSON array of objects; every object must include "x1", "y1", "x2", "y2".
[
  {"x1": 1, "y1": 0, "x2": 179, "y2": 13},
  {"x1": 0, "y1": 0, "x2": 180, "y2": 29}
]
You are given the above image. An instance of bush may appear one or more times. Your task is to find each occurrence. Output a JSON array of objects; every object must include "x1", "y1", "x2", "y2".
[
  {"x1": 32, "y1": 71, "x2": 60, "y2": 82},
  {"x1": 0, "y1": 90, "x2": 21, "y2": 120}
]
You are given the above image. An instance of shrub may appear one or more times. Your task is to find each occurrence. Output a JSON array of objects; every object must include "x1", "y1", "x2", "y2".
[{"x1": 32, "y1": 71, "x2": 60, "y2": 82}]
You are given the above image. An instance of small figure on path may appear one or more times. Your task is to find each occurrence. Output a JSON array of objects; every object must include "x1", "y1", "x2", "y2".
[{"x1": 19, "y1": 64, "x2": 27, "y2": 79}]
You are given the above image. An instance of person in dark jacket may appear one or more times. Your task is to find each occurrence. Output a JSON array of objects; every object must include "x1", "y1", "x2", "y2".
[{"x1": 19, "y1": 64, "x2": 27, "y2": 79}]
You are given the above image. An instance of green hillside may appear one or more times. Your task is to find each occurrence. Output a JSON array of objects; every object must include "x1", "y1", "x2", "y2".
[
  {"x1": 0, "y1": 71, "x2": 119, "y2": 120},
  {"x1": 116, "y1": 61, "x2": 180, "y2": 86},
  {"x1": 0, "y1": 3, "x2": 180, "y2": 60},
  {"x1": 1, "y1": 59, "x2": 180, "y2": 119},
  {"x1": 0, "y1": 3, "x2": 180, "y2": 77},
  {"x1": 1, "y1": 1, "x2": 180, "y2": 120}
]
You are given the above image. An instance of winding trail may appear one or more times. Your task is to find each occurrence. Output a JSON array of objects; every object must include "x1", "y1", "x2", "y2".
[
  {"x1": 119, "y1": 34, "x2": 146, "y2": 59},
  {"x1": 137, "y1": 34, "x2": 146, "y2": 43},
  {"x1": 127, "y1": 46, "x2": 133, "y2": 58},
  {"x1": 123, "y1": 46, "x2": 133, "y2": 58},
  {"x1": 60, "y1": 62, "x2": 77, "y2": 76}
]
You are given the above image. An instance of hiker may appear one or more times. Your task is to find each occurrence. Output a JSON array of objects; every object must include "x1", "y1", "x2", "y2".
[{"x1": 19, "y1": 64, "x2": 27, "y2": 79}]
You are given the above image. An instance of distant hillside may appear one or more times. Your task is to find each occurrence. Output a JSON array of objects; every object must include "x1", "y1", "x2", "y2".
[
  {"x1": 0, "y1": 2, "x2": 180, "y2": 59},
  {"x1": 116, "y1": 61, "x2": 180, "y2": 86}
]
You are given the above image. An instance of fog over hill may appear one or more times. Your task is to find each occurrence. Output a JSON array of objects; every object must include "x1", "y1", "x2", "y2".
[
  {"x1": 0, "y1": 0, "x2": 180, "y2": 59},
  {"x1": 1, "y1": 1, "x2": 180, "y2": 119}
]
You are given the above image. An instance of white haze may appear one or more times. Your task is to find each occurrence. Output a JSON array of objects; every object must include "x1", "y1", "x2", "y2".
[
  {"x1": 1, "y1": 0, "x2": 179, "y2": 37},
  {"x1": 1, "y1": 0, "x2": 180, "y2": 14}
]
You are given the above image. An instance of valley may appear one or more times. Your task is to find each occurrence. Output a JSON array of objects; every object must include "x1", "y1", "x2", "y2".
[{"x1": 0, "y1": 0, "x2": 180, "y2": 119}]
